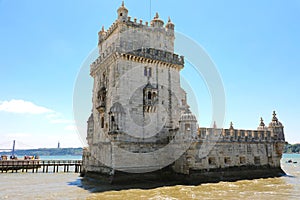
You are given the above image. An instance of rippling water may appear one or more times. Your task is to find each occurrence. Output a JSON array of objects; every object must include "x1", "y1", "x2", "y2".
[{"x1": 1, "y1": 154, "x2": 300, "y2": 200}]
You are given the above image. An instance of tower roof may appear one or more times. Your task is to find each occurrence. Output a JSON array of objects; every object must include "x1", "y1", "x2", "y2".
[
  {"x1": 151, "y1": 12, "x2": 164, "y2": 27},
  {"x1": 260, "y1": 117, "x2": 265, "y2": 127},
  {"x1": 110, "y1": 102, "x2": 125, "y2": 114},
  {"x1": 268, "y1": 111, "x2": 283, "y2": 127},
  {"x1": 117, "y1": 1, "x2": 128, "y2": 12},
  {"x1": 257, "y1": 117, "x2": 267, "y2": 130},
  {"x1": 166, "y1": 17, "x2": 175, "y2": 29},
  {"x1": 229, "y1": 122, "x2": 234, "y2": 130},
  {"x1": 180, "y1": 108, "x2": 197, "y2": 122}
]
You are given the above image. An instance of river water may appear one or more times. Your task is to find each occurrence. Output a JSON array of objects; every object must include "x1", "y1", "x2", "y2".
[{"x1": 1, "y1": 154, "x2": 300, "y2": 200}]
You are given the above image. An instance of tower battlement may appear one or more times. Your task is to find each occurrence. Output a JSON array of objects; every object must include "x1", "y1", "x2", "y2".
[
  {"x1": 98, "y1": 13, "x2": 174, "y2": 45},
  {"x1": 97, "y1": 2, "x2": 176, "y2": 65}
]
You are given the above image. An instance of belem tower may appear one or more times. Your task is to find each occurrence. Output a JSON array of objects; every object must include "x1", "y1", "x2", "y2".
[{"x1": 82, "y1": 2, "x2": 286, "y2": 184}]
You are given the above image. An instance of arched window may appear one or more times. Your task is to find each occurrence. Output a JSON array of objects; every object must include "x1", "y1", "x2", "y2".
[
  {"x1": 185, "y1": 124, "x2": 191, "y2": 131},
  {"x1": 101, "y1": 117, "x2": 104, "y2": 128},
  {"x1": 103, "y1": 72, "x2": 106, "y2": 81},
  {"x1": 148, "y1": 91, "x2": 152, "y2": 100}
]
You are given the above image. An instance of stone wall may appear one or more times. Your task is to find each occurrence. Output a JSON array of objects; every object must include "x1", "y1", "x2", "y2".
[{"x1": 172, "y1": 136, "x2": 285, "y2": 175}]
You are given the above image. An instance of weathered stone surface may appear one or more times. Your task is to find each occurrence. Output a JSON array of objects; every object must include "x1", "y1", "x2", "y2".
[{"x1": 81, "y1": 3, "x2": 286, "y2": 183}]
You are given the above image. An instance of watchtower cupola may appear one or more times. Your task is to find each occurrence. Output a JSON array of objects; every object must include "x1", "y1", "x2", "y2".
[
  {"x1": 98, "y1": 26, "x2": 106, "y2": 45},
  {"x1": 151, "y1": 12, "x2": 164, "y2": 28},
  {"x1": 257, "y1": 117, "x2": 267, "y2": 130},
  {"x1": 268, "y1": 111, "x2": 285, "y2": 141},
  {"x1": 166, "y1": 17, "x2": 175, "y2": 30},
  {"x1": 117, "y1": 1, "x2": 128, "y2": 22}
]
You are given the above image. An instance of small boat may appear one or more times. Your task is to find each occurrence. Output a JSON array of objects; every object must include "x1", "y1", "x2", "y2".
[{"x1": 286, "y1": 159, "x2": 298, "y2": 164}]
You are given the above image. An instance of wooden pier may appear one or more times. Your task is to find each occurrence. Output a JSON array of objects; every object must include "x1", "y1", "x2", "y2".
[{"x1": 0, "y1": 160, "x2": 82, "y2": 173}]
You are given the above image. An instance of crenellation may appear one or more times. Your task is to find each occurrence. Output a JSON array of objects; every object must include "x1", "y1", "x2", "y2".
[{"x1": 198, "y1": 126, "x2": 281, "y2": 144}]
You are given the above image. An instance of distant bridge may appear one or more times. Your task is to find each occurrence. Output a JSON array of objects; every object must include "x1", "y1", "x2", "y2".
[{"x1": 0, "y1": 140, "x2": 35, "y2": 153}]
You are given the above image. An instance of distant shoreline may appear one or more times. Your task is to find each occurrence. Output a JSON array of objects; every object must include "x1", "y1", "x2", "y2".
[
  {"x1": 0, "y1": 144, "x2": 298, "y2": 157},
  {"x1": 0, "y1": 147, "x2": 83, "y2": 157}
]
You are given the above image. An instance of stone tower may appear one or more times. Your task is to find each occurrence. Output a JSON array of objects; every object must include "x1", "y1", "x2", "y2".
[
  {"x1": 82, "y1": 3, "x2": 286, "y2": 183},
  {"x1": 83, "y1": 2, "x2": 192, "y2": 174}
]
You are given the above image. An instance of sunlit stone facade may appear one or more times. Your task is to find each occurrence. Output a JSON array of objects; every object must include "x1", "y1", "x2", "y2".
[{"x1": 82, "y1": 2, "x2": 286, "y2": 183}]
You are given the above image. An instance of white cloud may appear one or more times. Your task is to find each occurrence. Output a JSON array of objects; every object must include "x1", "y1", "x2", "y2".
[{"x1": 0, "y1": 99, "x2": 53, "y2": 114}]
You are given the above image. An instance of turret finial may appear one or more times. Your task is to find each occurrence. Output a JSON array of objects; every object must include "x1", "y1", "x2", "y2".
[
  {"x1": 122, "y1": 1, "x2": 124, "y2": 7},
  {"x1": 230, "y1": 122, "x2": 234, "y2": 129},
  {"x1": 213, "y1": 121, "x2": 217, "y2": 129},
  {"x1": 272, "y1": 110, "x2": 278, "y2": 122},
  {"x1": 155, "y1": 12, "x2": 159, "y2": 19},
  {"x1": 99, "y1": 26, "x2": 105, "y2": 34},
  {"x1": 168, "y1": 16, "x2": 171, "y2": 23},
  {"x1": 260, "y1": 117, "x2": 265, "y2": 127}
]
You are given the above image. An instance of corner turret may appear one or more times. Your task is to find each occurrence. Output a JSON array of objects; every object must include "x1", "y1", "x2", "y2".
[
  {"x1": 268, "y1": 111, "x2": 285, "y2": 141},
  {"x1": 257, "y1": 117, "x2": 267, "y2": 130},
  {"x1": 229, "y1": 122, "x2": 234, "y2": 130},
  {"x1": 179, "y1": 108, "x2": 198, "y2": 137},
  {"x1": 151, "y1": 12, "x2": 164, "y2": 28},
  {"x1": 98, "y1": 26, "x2": 106, "y2": 45},
  {"x1": 117, "y1": 1, "x2": 128, "y2": 22},
  {"x1": 166, "y1": 17, "x2": 175, "y2": 30},
  {"x1": 86, "y1": 113, "x2": 94, "y2": 145}
]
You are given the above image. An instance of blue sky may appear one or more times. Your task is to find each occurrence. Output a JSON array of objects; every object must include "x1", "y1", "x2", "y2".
[{"x1": 0, "y1": 0, "x2": 299, "y2": 149}]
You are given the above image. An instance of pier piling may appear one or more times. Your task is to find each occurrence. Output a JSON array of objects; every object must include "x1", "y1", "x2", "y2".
[{"x1": 0, "y1": 160, "x2": 82, "y2": 173}]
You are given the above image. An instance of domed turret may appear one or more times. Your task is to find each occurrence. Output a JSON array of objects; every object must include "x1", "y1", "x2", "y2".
[
  {"x1": 98, "y1": 26, "x2": 106, "y2": 45},
  {"x1": 179, "y1": 108, "x2": 198, "y2": 137},
  {"x1": 268, "y1": 111, "x2": 284, "y2": 141},
  {"x1": 109, "y1": 102, "x2": 126, "y2": 133},
  {"x1": 179, "y1": 109, "x2": 197, "y2": 122},
  {"x1": 110, "y1": 102, "x2": 125, "y2": 114},
  {"x1": 229, "y1": 121, "x2": 234, "y2": 130},
  {"x1": 257, "y1": 117, "x2": 267, "y2": 130},
  {"x1": 117, "y1": 1, "x2": 128, "y2": 22},
  {"x1": 151, "y1": 12, "x2": 164, "y2": 28},
  {"x1": 268, "y1": 111, "x2": 283, "y2": 127},
  {"x1": 165, "y1": 17, "x2": 175, "y2": 30}
]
